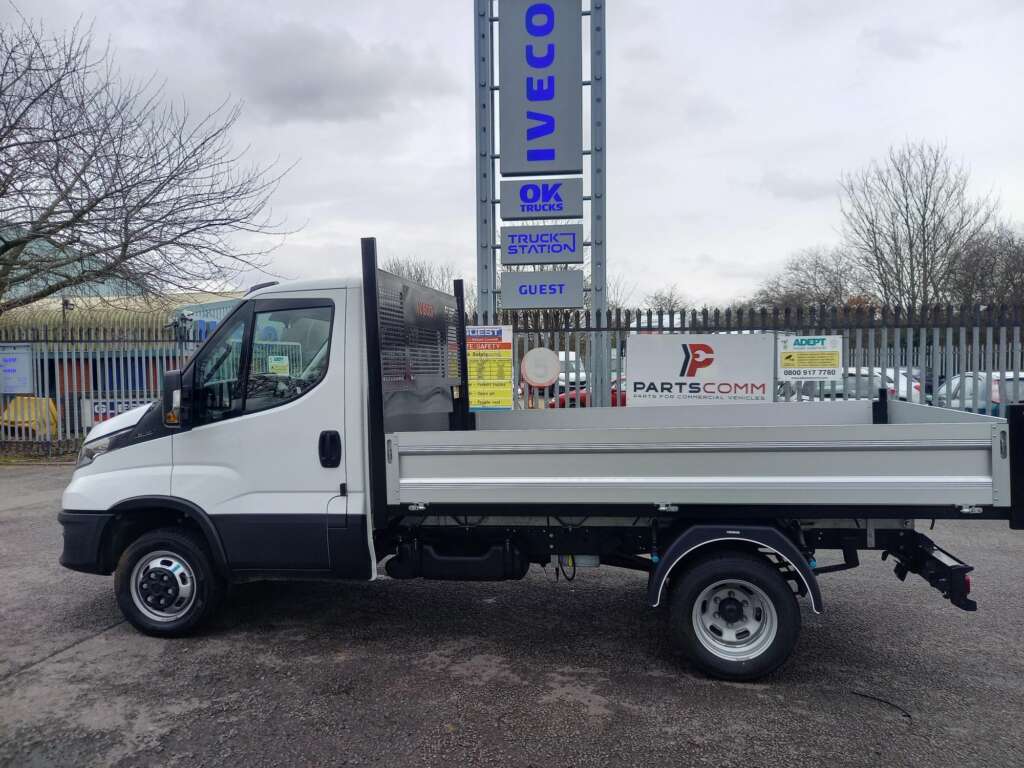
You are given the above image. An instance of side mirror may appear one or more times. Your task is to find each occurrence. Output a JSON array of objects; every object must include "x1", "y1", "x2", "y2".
[{"x1": 163, "y1": 369, "x2": 183, "y2": 428}]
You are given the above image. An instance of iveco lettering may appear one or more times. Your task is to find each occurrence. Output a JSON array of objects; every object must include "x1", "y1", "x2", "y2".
[{"x1": 498, "y1": 0, "x2": 583, "y2": 176}]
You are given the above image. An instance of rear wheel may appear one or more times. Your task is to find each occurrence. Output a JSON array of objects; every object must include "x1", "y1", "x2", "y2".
[
  {"x1": 668, "y1": 552, "x2": 800, "y2": 681},
  {"x1": 115, "y1": 527, "x2": 225, "y2": 636}
]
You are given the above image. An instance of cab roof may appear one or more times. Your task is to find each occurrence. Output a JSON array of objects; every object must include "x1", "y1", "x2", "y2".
[{"x1": 246, "y1": 277, "x2": 362, "y2": 298}]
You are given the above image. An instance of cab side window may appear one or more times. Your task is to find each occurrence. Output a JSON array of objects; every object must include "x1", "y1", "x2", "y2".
[
  {"x1": 243, "y1": 305, "x2": 333, "y2": 414},
  {"x1": 192, "y1": 310, "x2": 249, "y2": 424}
]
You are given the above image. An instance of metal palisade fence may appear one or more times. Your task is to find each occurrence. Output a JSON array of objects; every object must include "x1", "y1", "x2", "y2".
[
  {"x1": 3, "y1": 303, "x2": 1024, "y2": 451},
  {"x1": 0, "y1": 321, "x2": 208, "y2": 453},
  {"x1": 473, "y1": 304, "x2": 1024, "y2": 412}
]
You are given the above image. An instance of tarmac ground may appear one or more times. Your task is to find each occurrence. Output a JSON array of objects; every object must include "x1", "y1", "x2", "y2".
[{"x1": 2, "y1": 464, "x2": 1023, "y2": 767}]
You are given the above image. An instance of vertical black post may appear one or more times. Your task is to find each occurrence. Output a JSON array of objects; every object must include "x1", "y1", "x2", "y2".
[
  {"x1": 872, "y1": 387, "x2": 889, "y2": 424},
  {"x1": 1008, "y1": 404, "x2": 1024, "y2": 530},
  {"x1": 450, "y1": 279, "x2": 474, "y2": 431},
  {"x1": 361, "y1": 237, "x2": 389, "y2": 526}
]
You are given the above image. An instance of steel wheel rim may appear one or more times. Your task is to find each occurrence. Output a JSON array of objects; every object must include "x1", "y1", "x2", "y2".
[
  {"x1": 691, "y1": 578, "x2": 777, "y2": 662},
  {"x1": 130, "y1": 550, "x2": 197, "y2": 622}
]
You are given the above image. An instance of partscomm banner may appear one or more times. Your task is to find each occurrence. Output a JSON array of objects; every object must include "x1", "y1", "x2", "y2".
[
  {"x1": 626, "y1": 334, "x2": 774, "y2": 406},
  {"x1": 466, "y1": 326, "x2": 514, "y2": 411}
]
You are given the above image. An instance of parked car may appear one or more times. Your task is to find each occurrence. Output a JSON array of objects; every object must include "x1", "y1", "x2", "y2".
[
  {"x1": 935, "y1": 372, "x2": 1024, "y2": 414},
  {"x1": 884, "y1": 367, "x2": 931, "y2": 401},
  {"x1": 557, "y1": 351, "x2": 587, "y2": 394},
  {"x1": 781, "y1": 367, "x2": 929, "y2": 402},
  {"x1": 781, "y1": 369, "x2": 893, "y2": 401},
  {"x1": 550, "y1": 374, "x2": 627, "y2": 408}
]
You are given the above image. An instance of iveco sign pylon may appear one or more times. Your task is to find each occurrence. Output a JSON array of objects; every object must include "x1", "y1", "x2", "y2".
[{"x1": 473, "y1": 0, "x2": 608, "y2": 402}]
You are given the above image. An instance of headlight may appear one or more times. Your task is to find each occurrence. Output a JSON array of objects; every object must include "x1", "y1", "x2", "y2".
[{"x1": 77, "y1": 428, "x2": 133, "y2": 468}]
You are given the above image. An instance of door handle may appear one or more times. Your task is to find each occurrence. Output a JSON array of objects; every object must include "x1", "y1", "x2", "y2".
[{"x1": 318, "y1": 430, "x2": 342, "y2": 468}]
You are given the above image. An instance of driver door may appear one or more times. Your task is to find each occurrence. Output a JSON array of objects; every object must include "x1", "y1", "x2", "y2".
[{"x1": 172, "y1": 293, "x2": 345, "y2": 572}]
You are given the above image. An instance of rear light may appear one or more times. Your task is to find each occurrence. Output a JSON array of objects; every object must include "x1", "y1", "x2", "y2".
[
  {"x1": 964, "y1": 573, "x2": 972, "y2": 594},
  {"x1": 914, "y1": 382, "x2": 921, "y2": 391}
]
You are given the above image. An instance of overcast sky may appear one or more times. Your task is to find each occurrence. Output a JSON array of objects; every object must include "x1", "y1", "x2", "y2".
[{"x1": 9, "y1": 0, "x2": 1024, "y2": 305}]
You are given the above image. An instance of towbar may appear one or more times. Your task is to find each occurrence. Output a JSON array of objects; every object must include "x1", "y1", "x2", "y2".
[{"x1": 882, "y1": 531, "x2": 976, "y2": 611}]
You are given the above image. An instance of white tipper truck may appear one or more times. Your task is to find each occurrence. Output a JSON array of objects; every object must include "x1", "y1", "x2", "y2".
[{"x1": 59, "y1": 238, "x2": 1024, "y2": 680}]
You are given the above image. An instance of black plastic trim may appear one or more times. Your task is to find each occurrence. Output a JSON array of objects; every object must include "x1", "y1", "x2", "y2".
[
  {"x1": 646, "y1": 524, "x2": 822, "y2": 612},
  {"x1": 319, "y1": 430, "x2": 342, "y2": 467},
  {"x1": 120, "y1": 402, "x2": 173, "y2": 447},
  {"x1": 108, "y1": 495, "x2": 230, "y2": 572},
  {"x1": 329, "y1": 516, "x2": 374, "y2": 579},
  {"x1": 212, "y1": 513, "x2": 329, "y2": 570},
  {"x1": 58, "y1": 511, "x2": 115, "y2": 574}
]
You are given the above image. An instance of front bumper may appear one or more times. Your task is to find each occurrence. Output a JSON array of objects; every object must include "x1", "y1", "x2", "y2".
[{"x1": 58, "y1": 510, "x2": 115, "y2": 574}]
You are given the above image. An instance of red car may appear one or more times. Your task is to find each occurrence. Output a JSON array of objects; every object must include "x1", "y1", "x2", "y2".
[{"x1": 549, "y1": 376, "x2": 627, "y2": 408}]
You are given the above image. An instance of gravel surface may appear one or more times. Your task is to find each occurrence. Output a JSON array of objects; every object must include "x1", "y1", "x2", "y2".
[{"x1": 2, "y1": 465, "x2": 1023, "y2": 767}]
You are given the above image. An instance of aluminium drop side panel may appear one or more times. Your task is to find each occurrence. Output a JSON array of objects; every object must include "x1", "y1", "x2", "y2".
[{"x1": 385, "y1": 421, "x2": 1003, "y2": 508}]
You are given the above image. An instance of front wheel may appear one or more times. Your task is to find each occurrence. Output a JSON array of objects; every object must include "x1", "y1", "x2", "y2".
[
  {"x1": 668, "y1": 552, "x2": 801, "y2": 681},
  {"x1": 115, "y1": 527, "x2": 226, "y2": 636}
]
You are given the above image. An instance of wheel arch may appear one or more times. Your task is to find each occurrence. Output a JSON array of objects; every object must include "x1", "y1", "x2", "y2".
[
  {"x1": 102, "y1": 496, "x2": 229, "y2": 576},
  {"x1": 649, "y1": 524, "x2": 822, "y2": 614}
]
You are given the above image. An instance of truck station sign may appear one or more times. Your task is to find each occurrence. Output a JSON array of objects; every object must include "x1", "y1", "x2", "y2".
[
  {"x1": 627, "y1": 334, "x2": 775, "y2": 406},
  {"x1": 500, "y1": 178, "x2": 583, "y2": 220},
  {"x1": 500, "y1": 224, "x2": 584, "y2": 265},
  {"x1": 498, "y1": 0, "x2": 583, "y2": 176},
  {"x1": 501, "y1": 270, "x2": 585, "y2": 309}
]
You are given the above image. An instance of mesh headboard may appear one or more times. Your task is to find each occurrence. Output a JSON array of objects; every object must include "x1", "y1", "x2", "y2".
[{"x1": 375, "y1": 269, "x2": 462, "y2": 432}]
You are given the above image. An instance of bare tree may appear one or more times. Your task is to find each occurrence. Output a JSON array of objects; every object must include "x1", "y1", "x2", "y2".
[
  {"x1": 0, "y1": 18, "x2": 289, "y2": 316},
  {"x1": 606, "y1": 270, "x2": 637, "y2": 311},
  {"x1": 839, "y1": 141, "x2": 996, "y2": 309},
  {"x1": 644, "y1": 283, "x2": 686, "y2": 312},
  {"x1": 380, "y1": 255, "x2": 458, "y2": 294},
  {"x1": 751, "y1": 246, "x2": 863, "y2": 307},
  {"x1": 947, "y1": 222, "x2": 1024, "y2": 307}
]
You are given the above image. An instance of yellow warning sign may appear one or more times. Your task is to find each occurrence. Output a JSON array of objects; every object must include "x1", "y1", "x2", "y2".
[
  {"x1": 780, "y1": 350, "x2": 840, "y2": 369},
  {"x1": 777, "y1": 335, "x2": 843, "y2": 381},
  {"x1": 466, "y1": 326, "x2": 514, "y2": 411}
]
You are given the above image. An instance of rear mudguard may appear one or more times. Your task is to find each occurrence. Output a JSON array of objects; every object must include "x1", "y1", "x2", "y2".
[{"x1": 647, "y1": 524, "x2": 822, "y2": 613}]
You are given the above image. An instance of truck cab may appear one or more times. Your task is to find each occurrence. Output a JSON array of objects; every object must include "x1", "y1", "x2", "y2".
[{"x1": 60, "y1": 277, "x2": 378, "y2": 630}]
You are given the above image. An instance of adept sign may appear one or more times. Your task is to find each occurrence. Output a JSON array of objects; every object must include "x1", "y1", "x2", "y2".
[
  {"x1": 626, "y1": 334, "x2": 775, "y2": 406},
  {"x1": 500, "y1": 178, "x2": 583, "y2": 220},
  {"x1": 500, "y1": 224, "x2": 584, "y2": 265},
  {"x1": 501, "y1": 270, "x2": 584, "y2": 309},
  {"x1": 777, "y1": 335, "x2": 843, "y2": 382},
  {"x1": 498, "y1": 0, "x2": 583, "y2": 176}
]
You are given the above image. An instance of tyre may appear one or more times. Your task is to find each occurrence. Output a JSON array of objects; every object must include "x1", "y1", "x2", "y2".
[
  {"x1": 114, "y1": 527, "x2": 226, "y2": 637},
  {"x1": 668, "y1": 551, "x2": 801, "y2": 681}
]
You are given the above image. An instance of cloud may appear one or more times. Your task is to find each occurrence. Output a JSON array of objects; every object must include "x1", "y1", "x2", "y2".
[
  {"x1": 760, "y1": 170, "x2": 836, "y2": 202},
  {"x1": 859, "y1": 26, "x2": 956, "y2": 61},
  {"x1": 217, "y1": 22, "x2": 459, "y2": 124},
  {"x1": 681, "y1": 93, "x2": 735, "y2": 129}
]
